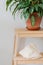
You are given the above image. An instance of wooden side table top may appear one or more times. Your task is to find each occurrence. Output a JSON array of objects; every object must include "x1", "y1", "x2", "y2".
[{"x1": 15, "y1": 28, "x2": 43, "y2": 37}]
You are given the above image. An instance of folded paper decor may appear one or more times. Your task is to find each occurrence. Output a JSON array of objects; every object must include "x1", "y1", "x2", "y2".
[{"x1": 19, "y1": 43, "x2": 42, "y2": 59}]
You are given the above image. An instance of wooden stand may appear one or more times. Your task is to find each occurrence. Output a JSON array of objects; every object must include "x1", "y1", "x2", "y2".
[{"x1": 12, "y1": 28, "x2": 43, "y2": 65}]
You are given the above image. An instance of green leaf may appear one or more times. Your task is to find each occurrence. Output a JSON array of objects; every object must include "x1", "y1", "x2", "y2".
[
  {"x1": 26, "y1": 0, "x2": 32, "y2": 4},
  {"x1": 21, "y1": 8, "x2": 29, "y2": 18},
  {"x1": 12, "y1": 4, "x2": 19, "y2": 15},
  {"x1": 34, "y1": 4, "x2": 38, "y2": 11},
  {"x1": 24, "y1": 12, "x2": 30, "y2": 20},
  {"x1": 40, "y1": 10, "x2": 43, "y2": 16},
  {"x1": 6, "y1": 0, "x2": 13, "y2": 10},
  {"x1": 12, "y1": 2, "x2": 29, "y2": 15},
  {"x1": 38, "y1": 12, "x2": 41, "y2": 17},
  {"x1": 21, "y1": 8, "x2": 30, "y2": 20},
  {"x1": 38, "y1": 4, "x2": 43, "y2": 9},
  {"x1": 9, "y1": 1, "x2": 17, "y2": 10},
  {"x1": 31, "y1": 16, "x2": 35, "y2": 26},
  {"x1": 41, "y1": 0, "x2": 43, "y2": 3},
  {"x1": 29, "y1": 7, "x2": 34, "y2": 14}
]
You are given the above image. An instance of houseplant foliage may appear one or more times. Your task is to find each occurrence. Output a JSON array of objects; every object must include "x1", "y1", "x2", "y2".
[{"x1": 6, "y1": 0, "x2": 43, "y2": 29}]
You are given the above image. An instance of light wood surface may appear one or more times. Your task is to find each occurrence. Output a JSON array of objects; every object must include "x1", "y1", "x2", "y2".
[
  {"x1": 15, "y1": 28, "x2": 43, "y2": 37},
  {"x1": 12, "y1": 28, "x2": 43, "y2": 65},
  {"x1": 14, "y1": 34, "x2": 18, "y2": 56},
  {"x1": 14, "y1": 53, "x2": 43, "y2": 60},
  {"x1": 13, "y1": 53, "x2": 43, "y2": 64}
]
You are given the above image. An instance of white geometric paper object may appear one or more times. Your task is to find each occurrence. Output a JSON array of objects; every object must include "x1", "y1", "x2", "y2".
[{"x1": 19, "y1": 43, "x2": 42, "y2": 59}]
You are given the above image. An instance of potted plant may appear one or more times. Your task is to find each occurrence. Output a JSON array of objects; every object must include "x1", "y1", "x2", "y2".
[{"x1": 6, "y1": 0, "x2": 43, "y2": 30}]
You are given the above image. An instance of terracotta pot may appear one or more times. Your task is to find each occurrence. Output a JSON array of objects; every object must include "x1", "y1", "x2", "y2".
[{"x1": 26, "y1": 13, "x2": 42, "y2": 30}]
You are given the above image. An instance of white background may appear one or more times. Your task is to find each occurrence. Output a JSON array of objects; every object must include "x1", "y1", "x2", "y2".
[{"x1": 0, "y1": 0, "x2": 43, "y2": 65}]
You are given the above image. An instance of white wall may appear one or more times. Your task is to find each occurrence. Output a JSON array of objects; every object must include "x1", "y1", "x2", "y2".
[{"x1": 0, "y1": 0, "x2": 43, "y2": 65}]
